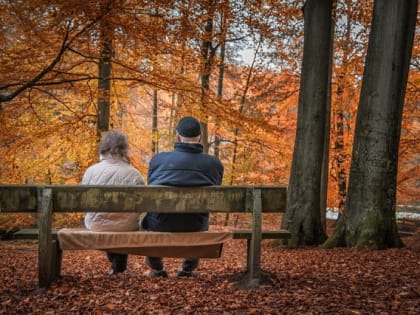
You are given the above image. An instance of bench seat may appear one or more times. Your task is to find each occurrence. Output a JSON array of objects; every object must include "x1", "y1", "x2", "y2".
[{"x1": 57, "y1": 228, "x2": 232, "y2": 258}]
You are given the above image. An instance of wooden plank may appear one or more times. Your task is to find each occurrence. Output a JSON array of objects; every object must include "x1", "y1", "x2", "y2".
[
  {"x1": 232, "y1": 230, "x2": 291, "y2": 239},
  {"x1": 49, "y1": 185, "x2": 287, "y2": 213},
  {"x1": 14, "y1": 228, "x2": 291, "y2": 241},
  {"x1": 13, "y1": 228, "x2": 58, "y2": 240},
  {"x1": 0, "y1": 185, "x2": 287, "y2": 213},
  {"x1": 258, "y1": 186, "x2": 287, "y2": 214},
  {"x1": 14, "y1": 228, "x2": 291, "y2": 240},
  {"x1": 0, "y1": 185, "x2": 38, "y2": 212},
  {"x1": 52, "y1": 185, "x2": 247, "y2": 213}
]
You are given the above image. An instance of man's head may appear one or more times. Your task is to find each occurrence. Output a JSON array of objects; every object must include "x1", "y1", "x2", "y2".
[{"x1": 176, "y1": 116, "x2": 202, "y2": 143}]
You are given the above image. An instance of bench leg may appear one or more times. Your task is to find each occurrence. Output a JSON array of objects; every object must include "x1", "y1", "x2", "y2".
[
  {"x1": 239, "y1": 188, "x2": 262, "y2": 289},
  {"x1": 52, "y1": 240, "x2": 63, "y2": 279},
  {"x1": 38, "y1": 187, "x2": 58, "y2": 287}
]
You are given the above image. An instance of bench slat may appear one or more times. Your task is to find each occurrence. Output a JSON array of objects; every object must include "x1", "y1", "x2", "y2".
[
  {"x1": 1, "y1": 185, "x2": 287, "y2": 213},
  {"x1": 14, "y1": 228, "x2": 291, "y2": 241},
  {"x1": 232, "y1": 230, "x2": 291, "y2": 239}
]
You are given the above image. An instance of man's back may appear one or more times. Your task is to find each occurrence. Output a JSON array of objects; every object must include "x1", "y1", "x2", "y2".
[
  {"x1": 148, "y1": 142, "x2": 223, "y2": 186},
  {"x1": 143, "y1": 141, "x2": 223, "y2": 232}
]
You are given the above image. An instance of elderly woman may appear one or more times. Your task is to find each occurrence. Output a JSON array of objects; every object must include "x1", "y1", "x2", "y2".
[{"x1": 82, "y1": 130, "x2": 145, "y2": 275}]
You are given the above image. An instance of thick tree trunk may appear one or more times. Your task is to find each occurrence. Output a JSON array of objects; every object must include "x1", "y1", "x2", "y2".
[
  {"x1": 281, "y1": 0, "x2": 332, "y2": 246},
  {"x1": 323, "y1": 0, "x2": 417, "y2": 249}
]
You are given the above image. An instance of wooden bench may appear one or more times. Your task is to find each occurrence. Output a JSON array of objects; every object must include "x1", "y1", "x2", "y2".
[{"x1": 0, "y1": 185, "x2": 290, "y2": 288}]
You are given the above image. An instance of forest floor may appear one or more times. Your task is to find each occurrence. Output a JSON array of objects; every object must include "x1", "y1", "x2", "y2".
[{"x1": 0, "y1": 217, "x2": 419, "y2": 315}]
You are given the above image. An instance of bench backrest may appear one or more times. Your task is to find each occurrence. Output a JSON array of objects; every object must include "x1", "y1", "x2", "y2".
[{"x1": 0, "y1": 185, "x2": 287, "y2": 214}]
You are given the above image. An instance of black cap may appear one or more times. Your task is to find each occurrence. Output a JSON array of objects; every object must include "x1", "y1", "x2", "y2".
[{"x1": 176, "y1": 116, "x2": 201, "y2": 137}]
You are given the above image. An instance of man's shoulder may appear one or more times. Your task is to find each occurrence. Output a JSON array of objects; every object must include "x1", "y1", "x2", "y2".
[
  {"x1": 151, "y1": 151, "x2": 173, "y2": 161},
  {"x1": 204, "y1": 153, "x2": 223, "y2": 165},
  {"x1": 154, "y1": 151, "x2": 173, "y2": 156}
]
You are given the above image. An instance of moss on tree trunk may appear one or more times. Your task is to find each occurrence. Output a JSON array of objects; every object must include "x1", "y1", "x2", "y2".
[{"x1": 323, "y1": 212, "x2": 402, "y2": 249}]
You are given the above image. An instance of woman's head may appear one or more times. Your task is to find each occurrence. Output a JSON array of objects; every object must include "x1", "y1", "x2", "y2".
[{"x1": 98, "y1": 130, "x2": 130, "y2": 162}]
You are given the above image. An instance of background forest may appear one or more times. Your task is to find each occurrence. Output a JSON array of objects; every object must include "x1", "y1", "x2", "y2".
[
  {"x1": 1, "y1": 2, "x2": 419, "y2": 313},
  {"x1": 0, "y1": 1, "x2": 419, "y2": 218}
]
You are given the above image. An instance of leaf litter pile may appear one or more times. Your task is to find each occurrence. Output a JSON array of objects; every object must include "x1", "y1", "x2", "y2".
[{"x1": 0, "y1": 222, "x2": 419, "y2": 314}]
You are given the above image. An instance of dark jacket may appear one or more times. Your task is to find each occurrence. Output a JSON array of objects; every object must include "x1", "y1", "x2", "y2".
[{"x1": 141, "y1": 142, "x2": 224, "y2": 232}]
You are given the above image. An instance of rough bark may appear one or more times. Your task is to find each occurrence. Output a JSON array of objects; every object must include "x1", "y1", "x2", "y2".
[
  {"x1": 97, "y1": 0, "x2": 113, "y2": 136},
  {"x1": 199, "y1": 1, "x2": 216, "y2": 153},
  {"x1": 334, "y1": 110, "x2": 347, "y2": 213},
  {"x1": 281, "y1": 0, "x2": 332, "y2": 246},
  {"x1": 214, "y1": 14, "x2": 227, "y2": 159},
  {"x1": 332, "y1": 0, "x2": 352, "y2": 215},
  {"x1": 323, "y1": 0, "x2": 417, "y2": 249},
  {"x1": 152, "y1": 90, "x2": 158, "y2": 154},
  {"x1": 320, "y1": 0, "x2": 337, "y2": 230}
]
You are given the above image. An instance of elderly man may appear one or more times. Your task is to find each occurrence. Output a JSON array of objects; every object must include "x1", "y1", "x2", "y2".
[{"x1": 141, "y1": 116, "x2": 224, "y2": 278}]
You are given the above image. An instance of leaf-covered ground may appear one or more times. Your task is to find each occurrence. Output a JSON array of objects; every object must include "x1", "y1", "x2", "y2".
[{"x1": 0, "y1": 224, "x2": 419, "y2": 315}]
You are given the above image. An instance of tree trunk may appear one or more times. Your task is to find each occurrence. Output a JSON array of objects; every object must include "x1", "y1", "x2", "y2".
[
  {"x1": 214, "y1": 12, "x2": 227, "y2": 159},
  {"x1": 218, "y1": 36, "x2": 227, "y2": 225},
  {"x1": 152, "y1": 90, "x2": 158, "y2": 154},
  {"x1": 332, "y1": 0, "x2": 353, "y2": 216},
  {"x1": 199, "y1": 1, "x2": 217, "y2": 153},
  {"x1": 281, "y1": 0, "x2": 332, "y2": 246},
  {"x1": 97, "y1": 0, "x2": 113, "y2": 137},
  {"x1": 320, "y1": 0, "x2": 337, "y2": 230},
  {"x1": 333, "y1": 110, "x2": 347, "y2": 214},
  {"x1": 323, "y1": 0, "x2": 417, "y2": 249}
]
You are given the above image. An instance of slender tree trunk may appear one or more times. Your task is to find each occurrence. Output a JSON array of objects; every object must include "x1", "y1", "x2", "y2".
[
  {"x1": 199, "y1": 1, "x2": 216, "y2": 153},
  {"x1": 281, "y1": 0, "x2": 332, "y2": 246},
  {"x1": 171, "y1": 2, "x2": 189, "y2": 135},
  {"x1": 332, "y1": 0, "x2": 353, "y2": 216},
  {"x1": 320, "y1": 0, "x2": 337, "y2": 231},
  {"x1": 218, "y1": 41, "x2": 226, "y2": 225},
  {"x1": 214, "y1": 15, "x2": 227, "y2": 159},
  {"x1": 334, "y1": 110, "x2": 347, "y2": 214},
  {"x1": 97, "y1": 0, "x2": 113, "y2": 138},
  {"x1": 170, "y1": 66, "x2": 185, "y2": 143},
  {"x1": 323, "y1": 0, "x2": 417, "y2": 249},
  {"x1": 152, "y1": 90, "x2": 158, "y2": 154}
]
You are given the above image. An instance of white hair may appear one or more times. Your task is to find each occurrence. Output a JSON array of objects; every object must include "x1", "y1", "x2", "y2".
[{"x1": 177, "y1": 132, "x2": 201, "y2": 143}]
